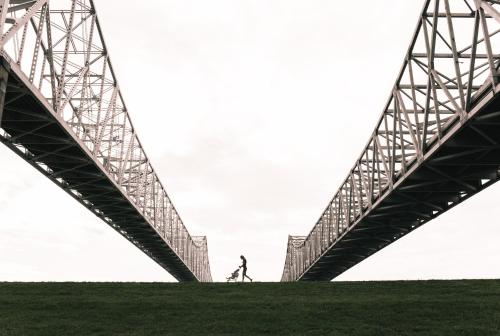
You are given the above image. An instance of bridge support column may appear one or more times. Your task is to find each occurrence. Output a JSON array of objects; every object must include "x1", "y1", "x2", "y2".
[{"x1": 0, "y1": 59, "x2": 9, "y2": 129}]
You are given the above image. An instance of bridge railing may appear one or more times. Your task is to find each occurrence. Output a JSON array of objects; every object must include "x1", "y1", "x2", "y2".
[
  {"x1": 282, "y1": 0, "x2": 500, "y2": 282},
  {"x1": 0, "y1": 0, "x2": 211, "y2": 282}
]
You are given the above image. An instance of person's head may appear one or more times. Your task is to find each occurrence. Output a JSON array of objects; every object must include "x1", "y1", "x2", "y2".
[{"x1": 240, "y1": 255, "x2": 244, "y2": 260}]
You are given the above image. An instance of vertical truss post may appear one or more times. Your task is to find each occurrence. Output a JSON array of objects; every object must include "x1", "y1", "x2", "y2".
[
  {"x1": 476, "y1": 0, "x2": 498, "y2": 89},
  {"x1": 466, "y1": 10, "x2": 480, "y2": 111},
  {"x1": 0, "y1": 58, "x2": 9, "y2": 128},
  {"x1": 0, "y1": 0, "x2": 9, "y2": 37}
]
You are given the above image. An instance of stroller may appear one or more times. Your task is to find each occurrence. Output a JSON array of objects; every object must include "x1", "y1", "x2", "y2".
[{"x1": 226, "y1": 268, "x2": 240, "y2": 282}]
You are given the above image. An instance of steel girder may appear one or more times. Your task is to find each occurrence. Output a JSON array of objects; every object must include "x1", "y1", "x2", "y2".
[
  {"x1": 282, "y1": 0, "x2": 500, "y2": 282},
  {"x1": 0, "y1": 0, "x2": 212, "y2": 282}
]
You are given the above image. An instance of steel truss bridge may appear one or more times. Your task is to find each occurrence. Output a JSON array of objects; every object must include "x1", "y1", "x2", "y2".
[
  {"x1": 2, "y1": 0, "x2": 499, "y2": 284},
  {"x1": 282, "y1": 0, "x2": 500, "y2": 281},
  {"x1": 0, "y1": 0, "x2": 211, "y2": 282}
]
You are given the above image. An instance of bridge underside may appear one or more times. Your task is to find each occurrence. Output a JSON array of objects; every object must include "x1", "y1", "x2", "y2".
[
  {"x1": 0, "y1": 58, "x2": 197, "y2": 281},
  {"x1": 300, "y1": 87, "x2": 500, "y2": 281}
]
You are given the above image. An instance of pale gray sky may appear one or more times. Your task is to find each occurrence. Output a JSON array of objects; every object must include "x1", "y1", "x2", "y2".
[{"x1": 1, "y1": 0, "x2": 499, "y2": 282}]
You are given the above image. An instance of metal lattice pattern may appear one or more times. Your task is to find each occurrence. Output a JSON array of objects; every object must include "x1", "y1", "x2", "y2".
[
  {"x1": 282, "y1": 0, "x2": 500, "y2": 282},
  {"x1": 0, "y1": 0, "x2": 211, "y2": 282}
]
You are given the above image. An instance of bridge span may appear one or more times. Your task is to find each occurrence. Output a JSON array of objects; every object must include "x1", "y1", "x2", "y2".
[
  {"x1": 282, "y1": 0, "x2": 500, "y2": 281},
  {"x1": 0, "y1": 0, "x2": 211, "y2": 282}
]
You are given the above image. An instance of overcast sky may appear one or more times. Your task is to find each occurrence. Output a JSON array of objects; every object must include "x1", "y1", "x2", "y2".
[{"x1": 1, "y1": 0, "x2": 499, "y2": 282}]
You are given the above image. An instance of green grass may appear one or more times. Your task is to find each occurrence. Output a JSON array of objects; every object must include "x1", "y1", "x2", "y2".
[{"x1": 1, "y1": 280, "x2": 500, "y2": 335}]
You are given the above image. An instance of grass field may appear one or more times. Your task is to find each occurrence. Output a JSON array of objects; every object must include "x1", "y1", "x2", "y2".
[{"x1": 1, "y1": 280, "x2": 499, "y2": 335}]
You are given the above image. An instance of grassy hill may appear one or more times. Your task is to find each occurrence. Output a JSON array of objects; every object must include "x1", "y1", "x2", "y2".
[{"x1": 1, "y1": 280, "x2": 499, "y2": 335}]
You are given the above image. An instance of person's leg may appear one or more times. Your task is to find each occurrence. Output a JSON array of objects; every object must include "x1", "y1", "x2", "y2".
[
  {"x1": 242, "y1": 269, "x2": 246, "y2": 282},
  {"x1": 243, "y1": 267, "x2": 252, "y2": 282}
]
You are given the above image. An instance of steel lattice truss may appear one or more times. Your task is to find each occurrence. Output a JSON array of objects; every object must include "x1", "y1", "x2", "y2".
[
  {"x1": 282, "y1": 0, "x2": 500, "y2": 281},
  {"x1": 0, "y1": 0, "x2": 211, "y2": 282}
]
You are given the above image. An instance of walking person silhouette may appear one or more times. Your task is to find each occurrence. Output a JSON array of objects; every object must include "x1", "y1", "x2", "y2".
[{"x1": 239, "y1": 255, "x2": 253, "y2": 282}]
